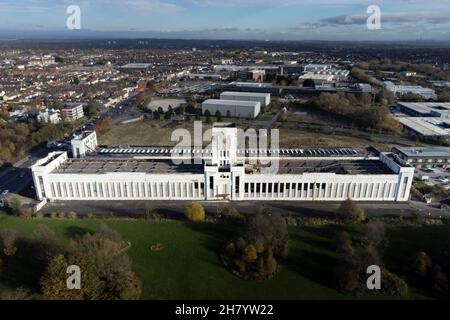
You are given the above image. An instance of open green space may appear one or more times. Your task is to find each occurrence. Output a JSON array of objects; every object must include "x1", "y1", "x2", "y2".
[{"x1": 0, "y1": 211, "x2": 448, "y2": 299}]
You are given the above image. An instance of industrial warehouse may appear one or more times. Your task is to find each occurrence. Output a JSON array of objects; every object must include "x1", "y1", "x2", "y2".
[
  {"x1": 202, "y1": 92, "x2": 270, "y2": 118},
  {"x1": 31, "y1": 124, "x2": 414, "y2": 203}
]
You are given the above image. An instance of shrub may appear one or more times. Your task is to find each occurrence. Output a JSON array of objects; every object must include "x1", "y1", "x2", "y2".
[
  {"x1": 243, "y1": 245, "x2": 258, "y2": 263},
  {"x1": 18, "y1": 207, "x2": 34, "y2": 219},
  {"x1": 335, "y1": 231, "x2": 354, "y2": 256},
  {"x1": 336, "y1": 199, "x2": 366, "y2": 223},
  {"x1": 432, "y1": 265, "x2": 449, "y2": 295},
  {"x1": 50, "y1": 212, "x2": 58, "y2": 219},
  {"x1": 0, "y1": 229, "x2": 18, "y2": 257},
  {"x1": 67, "y1": 212, "x2": 78, "y2": 219},
  {"x1": 8, "y1": 197, "x2": 22, "y2": 216},
  {"x1": 381, "y1": 270, "x2": 409, "y2": 296},
  {"x1": 363, "y1": 221, "x2": 387, "y2": 249},
  {"x1": 334, "y1": 256, "x2": 361, "y2": 294},
  {"x1": 222, "y1": 204, "x2": 242, "y2": 220},
  {"x1": 57, "y1": 212, "x2": 65, "y2": 219},
  {"x1": 411, "y1": 252, "x2": 432, "y2": 276},
  {"x1": 184, "y1": 203, "x2": 205, "y2": 222},
  {"x1": 35, "y1": 211, "x2": 44, "y2": 219}
]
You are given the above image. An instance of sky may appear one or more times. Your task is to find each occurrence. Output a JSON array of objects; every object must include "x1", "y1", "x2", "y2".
[{"x1": 0, "y1": 0, "x2": 450, "y2": 41}]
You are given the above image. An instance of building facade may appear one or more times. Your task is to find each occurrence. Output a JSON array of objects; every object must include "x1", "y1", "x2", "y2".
[
  {"x1": 32, "y1": 124, "x2": 414, "y2": 203},
  {"x1": 61, "y1": 103, "x2": 84, "y2": 122},
  {"x1": 71, "y1": 131, "x2": 98, "y2": 158},
  {"x1": 392, "y1": 147, "x2": 450, "y2": 169},
  {"x1": 202, "y1": 99, "x2": 261, "y2": 118}
]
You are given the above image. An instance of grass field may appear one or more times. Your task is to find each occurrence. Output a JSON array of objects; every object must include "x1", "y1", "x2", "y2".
[
  {"x1": 98, "y1": 120, "x2": 384, "y2": 149},
  {"x1": 1, "y1": 211, "x2": 449, "y2": 299}
]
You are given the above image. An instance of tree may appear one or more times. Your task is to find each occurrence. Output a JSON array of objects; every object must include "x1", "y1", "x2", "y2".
[
  {"x1": 334, "y1": 256, "x2": 361, "y2": 294},
  {"x1": 335, "y1": 231, "x2": 353, "y2": 256},
  {"x1": 0, "y1": 288, "x2": 32, "y2": 300},
  {"x1": 0, "y1": 229, "x2": 18, "y2": 257},
  {"x1": 360, "y1": 243, "x2": 382, "y2": 268},
  {"x1": 41, "y1": 225, "x2": 141, "y2": 300},
  {"x1": 336, "y1": 199, "x2": 365, "y2": 223},
  {"x1": 40, "y1": 254, "x2": 74, "y2": 299},
  {"x1": 381, "y1": 270, "x2": 409, "y2": 296},
  {"x1": 363, "y1": 221, "x2": 386, "y2": 249},
  {"x1": 432, "y1": 265, "x2": 449, "y2": 295},
  {"x1": 411, "y1": 252, "x2": 432, "y2": 276},
  {"x1": 222, "y1": 204, "x2": 241, "y2": 219},
  {"x1": 184, "y1": 203, "x2": 205, "y2": 222},
  {"x1": 243, "y1": 245, "x2": 258, "y2": 263},
  {"x1": 8, "y1": 197, "x2": 22, "y2": 216},
  {"x1": 222, "y1": 212, "x2": 288, "y2": 280},
  {"x1": 87, "y1": 103, "x2": 99, "y2": 117}
]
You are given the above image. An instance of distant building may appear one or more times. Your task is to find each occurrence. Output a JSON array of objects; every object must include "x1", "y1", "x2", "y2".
[
  {"x1": 397, "y1": 102, "x2": 450, "y2": 118},
  {"x1": 24, "y1": 55, "x2": 55, "y2": 67},
  {"x1": 61, "y1": 103, "x2": 84, "y2": 122},
  {"x1": 392, "y1": 147, "x2": 450, "y2": 169},
  {"x1": 202, "y1": 99, "x2": 261, "y2": 118},
  {"x1": 384, "y1": 81, "x2": 437, "y2": 100},
  {"x1": 304, "y1": 64, "x2": 332, "y2": 73},
  {"x1": 396, "y1": 117, "x2": 450, "y2": 139},
  {"x1": 37, "y1": 109, "x2": 61, "y2": 124},
  {"x1": 188, "y1": 73, "x2": 222, "y2": 81},
  {"x1": 300, "y1": 68, "x2": 349, "y2": 82},
  {"x1": 395, "y1": 102, "x2": 450, "y2": 140},
  {"x1": 118, "y1": 63, "x2": 153, "y2": 71}
]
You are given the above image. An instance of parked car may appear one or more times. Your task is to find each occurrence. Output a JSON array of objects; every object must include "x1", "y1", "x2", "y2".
[{"x1": 1, "y1": 190, "x2": 9, "y2": 196}]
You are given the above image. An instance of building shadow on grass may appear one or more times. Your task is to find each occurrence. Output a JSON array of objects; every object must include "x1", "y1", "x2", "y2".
[
  {"x1": 184, "y1": 220, "x2": 242, "y2": 253},
  {"x1": 64, "y1": 226, "x2": 91, "y2": 238},
  {"x1": 0, "y1": 238, "x2": 53, "y2": 293},
  {"x1": 284, "y1": 246, "x2": 338, "y2": 290}
]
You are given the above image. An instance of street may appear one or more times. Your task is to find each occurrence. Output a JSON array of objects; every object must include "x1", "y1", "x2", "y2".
[
  {"x1": 0, "y1": 147, "x2": 49, "y2": 197},
  {"x1": 41, "y1": 199, "x2": 450, "y2": 218}
]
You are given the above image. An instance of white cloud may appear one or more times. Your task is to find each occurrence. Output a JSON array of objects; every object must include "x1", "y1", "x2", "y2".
[
  {"x1": 189, "y1": 0, "x2": 450, "y2": 6},
  {"x1": 99, "y1": 0, "x2": 183, "y2": 12}
]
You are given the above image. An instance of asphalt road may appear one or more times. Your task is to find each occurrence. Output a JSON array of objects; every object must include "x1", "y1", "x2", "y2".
[
  {"x1": 0, "y1": 147, "x2": 49, "y2": 196},
  {"x1": 41, "y1": 199, "x2": 449, "y2": 218}
]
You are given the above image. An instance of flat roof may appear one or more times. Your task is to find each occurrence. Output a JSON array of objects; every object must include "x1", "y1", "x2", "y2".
[
  {"x1": 119, "y1": 63, "x2": 152, "y2": 69},
  {"x1": 52, "y1": 158, "x2": 204, "y2": 174},
  {"x1": 202, "y1": 99, "x2": 260, "y2": 107},
  {"x1": 393, "y1": 146, "x2": 450, "y2": 158},
  {"x1": 398, "y1": 102, "x2": 450, "y2": 115},
  {"x1": 256, "y1": 159, "x2": 393, "y2": 175},
  {"x1": 221, "y1": 91, "x2": 270, "y2": 98},
  {"x1": 397, "y1": 117, "x2": 450, "y2": 136},
  {"x1": 97, "y1": 147, "x2": 365, "y2": 158}
]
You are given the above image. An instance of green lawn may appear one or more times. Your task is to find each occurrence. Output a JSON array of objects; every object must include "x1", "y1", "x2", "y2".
[{"x1": 0, "y1": 211, "x2": 448, "y2": 299}]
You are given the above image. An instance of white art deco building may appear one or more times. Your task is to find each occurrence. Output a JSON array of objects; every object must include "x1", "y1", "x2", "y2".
[{"x1": 32, "y1": 124, "x2": 414, "y2": 202}]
